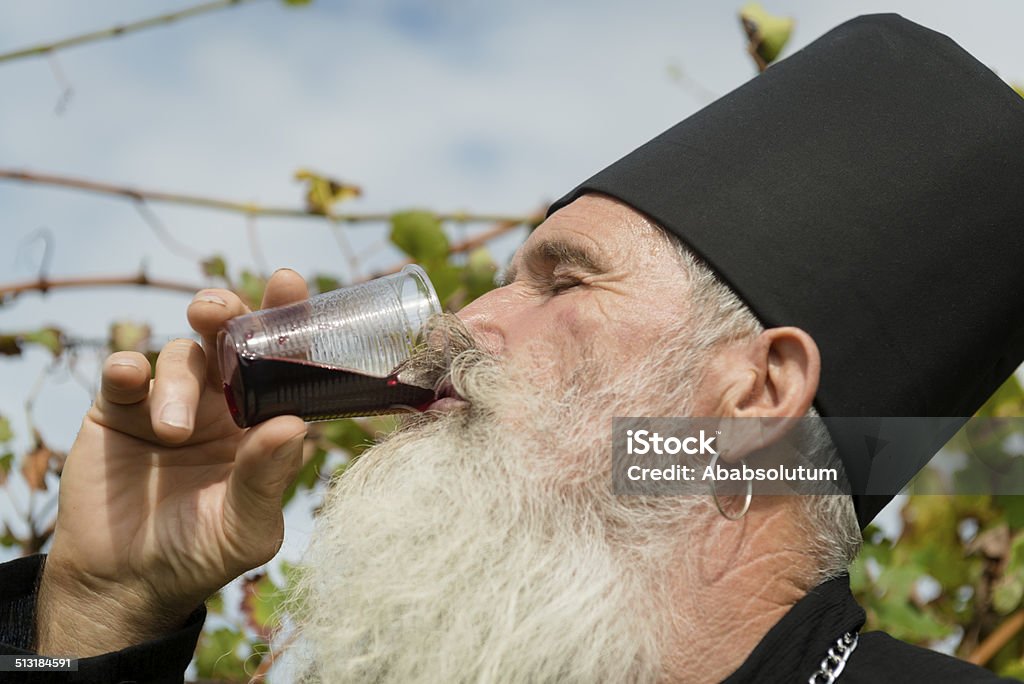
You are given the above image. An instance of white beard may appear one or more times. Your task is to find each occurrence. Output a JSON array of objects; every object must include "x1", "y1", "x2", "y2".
[{"x1": 289, "y1": 329, "x2": 712, "y2": 683}]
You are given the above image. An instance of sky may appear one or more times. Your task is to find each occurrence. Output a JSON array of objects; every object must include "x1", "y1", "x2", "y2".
[
  {"x1": 2, "y1": 0, "x2": 1022, "y2": 451},
  {"x1": 1, "y1": 0, "x2": 1024, "y2": 659}
]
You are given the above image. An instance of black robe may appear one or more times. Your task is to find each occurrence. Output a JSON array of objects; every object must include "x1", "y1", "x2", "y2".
[{"x1": 0, "y1": 555, "x2": 1016, "y2": 683}]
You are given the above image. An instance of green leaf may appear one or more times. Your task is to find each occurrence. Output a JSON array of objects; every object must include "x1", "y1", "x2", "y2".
[
  {"x1": 0, "y1": 417, "x2": 12, "y2": 443},
  {"x1": 0, "y1": 452, "x2": 12, "y2": 487},
  {"x1": 848, "y1": 555, "x2": 871, "y2": 594},
  {"x1": 205, "y1": 590, "x2": 225, "y2": 616},
  {"x1": 1001, "y1": 497, "x2": 1024, "y2": 529},
  {"x1": 238, "y1": 270, "x2": 267, "y2": 310},
  {"x1": 201, "y1": 255, "x2": 227, "y2": 279},
  {"x1": 23, "y1": 327, "x2": 63, "y2": 357},
  {"x1": 282, "y1": 446, "x2": 326, "y2": 506},
  {"x1": 195, "y1": 627, "x2": 253, "y2": 680},
  {"x1": 1008, "y1": 533, "x2": 1024, "y2": 573},
  {"x1": 873, "y1": 600, "x2": 951, "y2": 642},
  {"x1": 321, "y1": 419, "x2": 374, "y2": 456},
  {"x1": 998, "y1": 658, "x2": 1024, "y2": 679},
  {"x1": 314, "y1": 274, "x2": 342, "y2": 294},
  {"x1": 0, "y1": 527, "x2": 18, "y2": 548},
  {"x1": 973, "y1": 373, "x2": 1024, "y2": 417},
  {"x1": 874, "y1": 565, "x2": 920, "y2": 604},
  {"x1": 424, "y1": 260, "x2": 462, "y2": 305},
  {"x1": 283, "y1": 0, "x2": 313, "y2": 6},
  {"x1": 463, "y1": 248, "x2": 498, "y2": 301},
  {"x1": 993, "y1": 573, "x2": 1024, "y2": 614},
  {"x1": 390, "y1": 211, "x2": 449, "y2": 262}
]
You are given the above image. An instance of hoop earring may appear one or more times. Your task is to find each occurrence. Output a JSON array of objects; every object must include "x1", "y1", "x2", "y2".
[{"x1": 709, "y1": 452, "x2": 752, "y2": 521}]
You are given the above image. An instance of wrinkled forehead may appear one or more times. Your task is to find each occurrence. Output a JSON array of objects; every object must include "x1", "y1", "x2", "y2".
[{"x1": 506, "y1": 194, "x2": 683, "y2": 280}]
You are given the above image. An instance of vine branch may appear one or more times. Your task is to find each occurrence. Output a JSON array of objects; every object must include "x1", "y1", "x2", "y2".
[
  {"x1": 967, "y1": 608, "x2": 1024, "y2": 666},
  {"x1": 0, "y1": 169, "x2": 540, "y2": 226},
  {"x1": 0, "y1": 274, "x2": 201, "y2": 302},
  {"x1": 0, "y1": 0, "x2": 258, "y2": 64},
  {"x1": 0, "y1": 213, "x2": 537, "y2": 302}
]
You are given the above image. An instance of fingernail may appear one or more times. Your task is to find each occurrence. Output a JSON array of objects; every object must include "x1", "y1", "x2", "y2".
[
  {"x1": 273, "y1": 433, "x2": 306, "y2": 460},
  {"x1": 111, "y1": 359, "x2": 142, "y2": 370},
  {"x1": 159, "y1": 401, "x2": 192, "y2": 430},
  {"x1": 193, "y1": 291, "x2": 227, "y2": 306}
]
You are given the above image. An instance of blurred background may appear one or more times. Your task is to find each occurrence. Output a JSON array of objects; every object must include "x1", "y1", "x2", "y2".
[{"x1": 2, "y1": 1, "x2": 1024, "y2": 680}]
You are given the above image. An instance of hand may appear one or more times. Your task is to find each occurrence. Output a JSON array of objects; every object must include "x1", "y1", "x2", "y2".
[{"x1": 36, "y1": 269, "x2": 310, "y2": 657}]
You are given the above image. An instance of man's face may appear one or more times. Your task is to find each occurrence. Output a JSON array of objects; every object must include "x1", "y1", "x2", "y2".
[
  {"x1": 290, "y1": 195, "x2": 715, "y2": 683},
  {"x1": 456, "y1": 193, "x2": 701, "y2": 405}
]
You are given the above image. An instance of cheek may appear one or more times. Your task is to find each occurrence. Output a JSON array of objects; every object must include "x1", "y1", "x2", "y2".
[
  {"x1": 505, "y1": 300, "x2": 590, "y2": 350},
  {"x1": 502, "y1": 302, "x2": 594, "y2": 380},
  {"x1": 554, "y1": 301, "x2": 586, "y2": 337}
]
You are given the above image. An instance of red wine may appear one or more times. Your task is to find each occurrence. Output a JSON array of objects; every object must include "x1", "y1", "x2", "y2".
[{"x1": 223, "y1": 355, "x2": 435, "y2": 428}]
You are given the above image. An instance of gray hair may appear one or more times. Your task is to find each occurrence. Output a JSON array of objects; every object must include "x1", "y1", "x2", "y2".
[{"x1": 663, "y1": 231, "x2": 862, "y2": 582}]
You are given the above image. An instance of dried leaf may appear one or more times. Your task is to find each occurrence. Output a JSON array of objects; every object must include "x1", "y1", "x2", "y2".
[
  {"x1": 109, "y1": 321, "x2": 152, "y2": 353},
  {"x1": 739, "y1": 3, "x2": 794, "y2": 69},
  {"x1": 21, "y1": 444, "x2": 53, "y2": 491},
  {"x1": 241, "y1": 571, "x2": 291, "y2": 641},
  {"x1": 971, "y1": 524, "x2": 1010, "y2": 560},
  {"x1": 0, "y1": 335, "x2": 22, "y2": 356},
  {"x1": 295, "y1": 168, "x2": 362, "y2": 215}
]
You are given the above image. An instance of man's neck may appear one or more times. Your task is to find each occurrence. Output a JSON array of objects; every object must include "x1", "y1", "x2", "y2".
[{"x1": 663, "y1": 502, "x2": 817, "y2": 683}]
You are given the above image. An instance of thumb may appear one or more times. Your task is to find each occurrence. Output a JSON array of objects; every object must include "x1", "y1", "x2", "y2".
[{"x1": 223, "y1": 416, "x2": 306, "y2": 565}]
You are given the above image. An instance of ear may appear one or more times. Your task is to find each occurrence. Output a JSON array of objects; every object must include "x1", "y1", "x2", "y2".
[{"x1": 708, "y1": 326, "x2": 820, "y2": 461}]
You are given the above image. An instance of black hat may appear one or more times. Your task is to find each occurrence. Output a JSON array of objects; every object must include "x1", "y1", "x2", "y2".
[{"x1": 548, "y1": 14, "x2": 1024, "y2": 527}]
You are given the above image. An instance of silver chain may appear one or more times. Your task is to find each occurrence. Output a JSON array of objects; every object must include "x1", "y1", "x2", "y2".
[{"x1": 807, "y1": 631, "x2": 859, "y2": 684}]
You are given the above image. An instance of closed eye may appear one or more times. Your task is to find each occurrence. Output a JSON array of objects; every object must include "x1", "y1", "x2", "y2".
[{"x1": 549, "y1": 276, "x2": 583, "y2": 294}]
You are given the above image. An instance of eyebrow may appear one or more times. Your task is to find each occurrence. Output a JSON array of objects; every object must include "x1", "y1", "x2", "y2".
[{"x1": 500, "y1": 238, "x2": 606, "y2": 287}]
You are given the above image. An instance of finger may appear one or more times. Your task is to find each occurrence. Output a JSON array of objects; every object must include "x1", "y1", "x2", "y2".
[
  {"x1": 186, "y1": 288, "x2": 250, "y2": 386},
  {"x1": 222, "y1": 416, "x2": 307, "y2": 566},
  {"x1": 149, "y1": 338, "x2": 206, "y2": 445},
  {"x1": 88, "y1": 352, "x2": 159, "y2": 440},
  {"x1": 261, "y1": 268, "x2": 309, "y2": 310},
  {"x1": 99, "y1": 352, "x2": 152, "y2": 406}
]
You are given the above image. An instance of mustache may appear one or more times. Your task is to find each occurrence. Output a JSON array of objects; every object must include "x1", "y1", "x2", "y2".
[{"x1": 395, "y1": 313, "x2": 488, "y2": 396}]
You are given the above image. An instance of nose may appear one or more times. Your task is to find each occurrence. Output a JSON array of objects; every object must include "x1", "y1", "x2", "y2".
[{"x1": 455, "y1": 286, "x2": 515, "y2": 356}]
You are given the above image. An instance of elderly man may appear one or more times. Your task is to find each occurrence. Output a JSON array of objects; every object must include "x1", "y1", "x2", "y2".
[{"x1": 2, "y1": 13, "x2": 1023, "y2": 683}]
